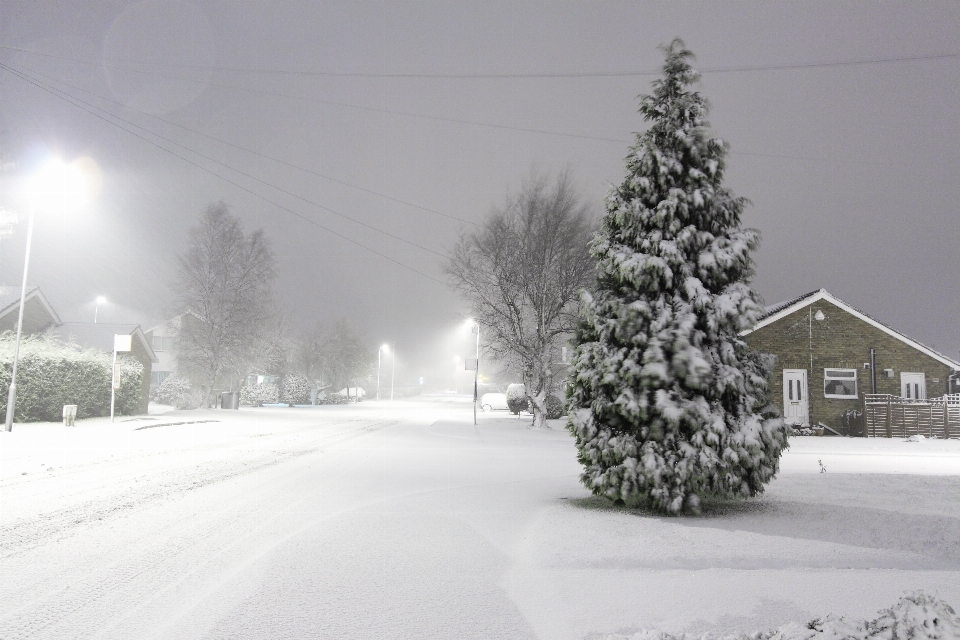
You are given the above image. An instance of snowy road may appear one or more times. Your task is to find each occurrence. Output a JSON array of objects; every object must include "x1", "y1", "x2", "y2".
[{"x1": 2, "y1": 398, "x2": 959, "y2": 639}]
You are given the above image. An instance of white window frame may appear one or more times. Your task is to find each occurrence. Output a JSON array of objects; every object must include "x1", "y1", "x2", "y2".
[{"x1": 824, "y1": 368, "x2": 858, "y2": 399}]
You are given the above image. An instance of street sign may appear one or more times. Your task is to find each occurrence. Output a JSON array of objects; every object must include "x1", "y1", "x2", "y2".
[
  {"x1": 465, "y1": 358, "x2": 478, "y2": 371},
  {"x1": 112, "y1": 363, "x2": 121, "y2": 390},
  {"x1": 114, "y1": 334, "x2": 132, "y2": 352}
]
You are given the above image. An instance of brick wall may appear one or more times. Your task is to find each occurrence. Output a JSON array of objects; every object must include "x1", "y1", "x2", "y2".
[{"x1": 744, "y1": 299, "x2": 954, "y2": 431}]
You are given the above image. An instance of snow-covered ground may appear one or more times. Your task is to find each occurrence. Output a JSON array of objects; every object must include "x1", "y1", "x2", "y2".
[{"x1": 1, "y1": 398, "x2": 958, "y2": 639}]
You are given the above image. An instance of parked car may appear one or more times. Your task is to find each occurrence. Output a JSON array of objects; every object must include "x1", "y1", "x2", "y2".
[{"x1": 479, "y1": 392, "x2": 508, "y2": 411}]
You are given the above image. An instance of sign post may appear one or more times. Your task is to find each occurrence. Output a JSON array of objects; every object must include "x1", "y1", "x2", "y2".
[{"x1": 111, "y1": 334, "x2": 132, "y2": 422}]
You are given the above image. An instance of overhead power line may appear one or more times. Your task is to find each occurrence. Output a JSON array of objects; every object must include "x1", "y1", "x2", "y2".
[
  {"x1": 17, "y1": 64, "x2": 865, "y2": 168},
  {"x1": 3, "y1": 63, "x2": 447, "y2": 259},
  {"x1": 12, "y1": 64, "x2": 480, "y2": 227},
  {"x1": 0, "y1": 63, "x2": 448, "y2": 286},
  {"x1": 5, "y1": 47, "x2": 627, "y2": 144},
  {"x1": 2, "y1": 42, "x2": 958, "y2": 78}
]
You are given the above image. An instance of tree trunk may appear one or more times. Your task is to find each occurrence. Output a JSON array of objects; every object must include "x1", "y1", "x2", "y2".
[{"x1": 525, "y1": 363, "x2": 550, "y2": 429}]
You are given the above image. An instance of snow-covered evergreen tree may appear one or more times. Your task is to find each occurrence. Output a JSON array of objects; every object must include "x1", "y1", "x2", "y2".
[{"x1": 567, "y1": 39, "x2": 788, "y2": 514}]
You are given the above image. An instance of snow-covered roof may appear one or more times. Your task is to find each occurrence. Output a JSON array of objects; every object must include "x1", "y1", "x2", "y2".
[
  {"x1": 145, "y1": 310, "x2": 205, "y2": 335},
  {"x1": 743, "y1": 288, "x2": 960, "y2": 370},
  {"x1": 48, "y1": 322, "x2": 159, "y2": 363},
  {"x1": 0, "y1": 285, "x2": 61, "y2": 327}
]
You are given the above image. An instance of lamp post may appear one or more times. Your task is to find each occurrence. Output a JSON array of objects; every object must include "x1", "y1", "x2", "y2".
[
  {"x1": 390, "y1": 343, "x2": 396, "y2": 401},
  {"x1": 94, "y1": 296, "x2": 107, "y2": 323},
  {"x1": 377, "y1": 343, "x2": 389, "y2": 401},
  {"x1": 467, "y1": 319, "x2": 480, "y2": 425},
  {"x1": 5, "y1": 159, "x2": 87, "y2": 432}
]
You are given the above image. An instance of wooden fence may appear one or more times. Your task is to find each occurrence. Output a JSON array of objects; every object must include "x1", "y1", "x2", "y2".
[{"x1": 863, "y1": 394, "x2": 960, "y2": 439}]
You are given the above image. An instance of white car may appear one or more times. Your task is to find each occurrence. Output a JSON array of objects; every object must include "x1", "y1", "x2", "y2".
[{"x1": 479, "y1": 392, "x2": 508, "y2": 411}]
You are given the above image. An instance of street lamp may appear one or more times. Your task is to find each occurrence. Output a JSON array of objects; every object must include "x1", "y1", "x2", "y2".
[
  {"x1": 5, "y1": 158, "x2": 88, "y2": 432},
  {"x1": 390, "y1": 343, "x2": 396, "y2": 401},
  {"x1": 377, "y1": 344, "x2": 389, "y2": 401},
  {"x1": 94, "y1": 296, "x2": 107, "y2": 323},
  {"x1": 466, "y1": 319, "x2": 480, "y2": 425}
]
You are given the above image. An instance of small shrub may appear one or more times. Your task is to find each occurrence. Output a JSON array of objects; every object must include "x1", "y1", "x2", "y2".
[
  {"x1": 280, "y1": 372, "x2": 311, "y2": 405},
  {"x1": 240, "y1": 383, "x2": 279, "y2": 406},
  {"x1": 506, "y1": 383, "x2": 528, "y2": 415},
  {"x1": 545, "y1": 395, "x2": 565, "y2": 420},
  {"x1": 319, "y1": 392, "x2": 348, "y2": 405},
  {"x1": 152, "y1": 375, "x2": 202, "y2": 410}
]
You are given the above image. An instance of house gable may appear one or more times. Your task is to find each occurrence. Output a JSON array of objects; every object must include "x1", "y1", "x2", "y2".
[
  {"x1": 743, "y1": 289, "x2": 960, "y2": 370},
  {"x1": 0, "y1": 286, "x2": 61, "y2": 334}
]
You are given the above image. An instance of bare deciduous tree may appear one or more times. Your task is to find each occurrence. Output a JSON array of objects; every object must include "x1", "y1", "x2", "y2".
[
  {"x1": 296, "y1": 320, "x2": 371, "y2": 399},
  {"x1": 175, "y1": 202, "x2": 277, "y2": 406},
  {"x1": 446, "y1": 172, "x2": 595, "y2": 427}
]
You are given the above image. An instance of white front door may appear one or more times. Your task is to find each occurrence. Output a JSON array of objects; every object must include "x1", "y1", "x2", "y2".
[
  {"x1": 900, "y1": 372, "x2": 926, "y2": 400},
  {"x1": 782, "y1": 369, "x2": 809, "y2": 425}
]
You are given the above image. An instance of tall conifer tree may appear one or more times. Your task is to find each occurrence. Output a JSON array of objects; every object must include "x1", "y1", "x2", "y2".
[{"x1": 567, "y1": 39, "x2": 787, "y2": 514}]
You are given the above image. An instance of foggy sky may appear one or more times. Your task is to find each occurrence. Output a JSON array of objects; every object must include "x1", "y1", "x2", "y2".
[{"x1": 1, "y1": 1, "x2": 958, "y2": 382}]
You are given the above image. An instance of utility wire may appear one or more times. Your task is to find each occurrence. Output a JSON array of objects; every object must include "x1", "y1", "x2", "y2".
[
  {"x1": 0, "y1": 63, "x2": 448, "y2": 285},
  {"x1": 5, "y1": 46, "x2": 955, "y2": 166},
  {"x1": 11, "y1": 64, "x2": 479, "y2": 226},
  {"x1": 2, "y1": 63, "x2": 448, "y2": 260},
  {"x1": 4, "y1": 47, "x2": 627, "y2": 144},
  {"x1": 2, "y1": 42, "x2": 958, "y2": 78}
]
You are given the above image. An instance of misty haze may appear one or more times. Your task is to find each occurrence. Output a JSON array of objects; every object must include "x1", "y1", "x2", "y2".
[{"x1": 1, "y1": 2, "x2": 959, "y2": 639}]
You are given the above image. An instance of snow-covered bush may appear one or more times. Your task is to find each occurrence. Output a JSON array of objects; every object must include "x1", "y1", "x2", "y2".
[
  {"x1": 545, "y1": 395, "x2": 565, "y2": 420},
  {"x1": 151, "y1": 375, "x2": 202, "y2": 410},
  {"x1": 319, "y1": 392, "x2": 348, "y2": 405},
  {"x1": 599, "y1": 591, "x2": 959, "y2": 640},
  {"x1": 0, "y1": 333, "x2": 143, "y2": 421},
  {"x1": 506, "y1": 383, "x2": 528, "y2": 415},
  {"x1": 240, "y1": 382, "x2": 279, "y2": 406},
  {"x1": 566, "y1": 39, "x2": 787, "y2": 515},
  {"x1": 280, "y1": 372, "x2": 311, "y2": 405}
]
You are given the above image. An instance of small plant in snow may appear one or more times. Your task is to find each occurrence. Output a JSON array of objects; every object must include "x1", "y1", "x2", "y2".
[
  {"x1": 239, "y1": 382, "x2": 279, "y2": 407},
  {"x1": 545, "y1": 394, "x2": 565, "y2": 420},
  {"x1": 152, "y1": 375, "x2": 202, "y2": 410},
  {"x1": 506, "y1": 383, "x2": 529, "y2": 416},
  {"x1": 598, "y1": 591, "x2": 959, "y2": 639},
  {"x1": 280, "y1": 372, "x2": 312, "y2": 405}
]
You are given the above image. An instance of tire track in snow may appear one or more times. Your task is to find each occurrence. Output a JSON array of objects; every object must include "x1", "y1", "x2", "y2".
[
  {"x1": 0, "y1": 418, "x2": 396, "y2": 639},
  {"x1": 0, "y1": 419, "x2": 393, "y2": 558}
]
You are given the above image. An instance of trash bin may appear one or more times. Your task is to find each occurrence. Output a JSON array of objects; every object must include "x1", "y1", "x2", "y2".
[
  {"x1": 220, "y1": 391, "x2": 240, "y2": 410},
  {"x1": 63, "y1": 404, "x2": 77, "y2": 427}
]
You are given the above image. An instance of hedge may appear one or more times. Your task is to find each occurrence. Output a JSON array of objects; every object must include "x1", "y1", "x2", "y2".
[
  {"x1": 151, "y1": 375, "x2": 202, "y2": 410},
  {"x1": 240, "y1": 383, "x2": 279, "y2": 406},
  {"x1": 0, "y1": 334, "x2": 143, "y2": 422}
]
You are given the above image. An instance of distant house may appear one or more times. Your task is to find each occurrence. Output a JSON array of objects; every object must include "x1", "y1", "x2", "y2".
[
  {"x1": 0, "y1": 285, "x2": 61, "y2": 334},
  {"x1": 144, "y1": 312, "x2": 202, "y2": 387},
  {"x1": 742, "y1": 289, "x2": 960, "y2": 431},
  {"x1": 47, "y1": 323, "x2": 158, "y2": 414}
]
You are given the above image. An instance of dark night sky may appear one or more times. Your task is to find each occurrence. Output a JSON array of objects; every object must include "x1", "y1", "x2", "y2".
[{"x1": 1, "y1": 1, "x2": 958, "y2": 381}]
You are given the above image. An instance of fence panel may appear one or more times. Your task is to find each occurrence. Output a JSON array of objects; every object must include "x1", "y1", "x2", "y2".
[{"x1": 863, "y1": 394, "x2": 958, "y2": 439}]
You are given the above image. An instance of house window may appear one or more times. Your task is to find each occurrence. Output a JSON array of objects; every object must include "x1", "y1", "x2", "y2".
[
  {"x1": 824, "y1": 369, "x2": 858, "y2": 399},
  {"x1": 152, "y1": 336, "x2": 175, "y2": 351}
]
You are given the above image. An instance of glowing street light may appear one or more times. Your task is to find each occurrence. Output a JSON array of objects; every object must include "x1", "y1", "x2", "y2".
[
  {"x1": 377, "y1": 344, "x2": 389, "y2": 401},
  {"x1": 5, "y1": 158, "x2": 90, "y2": 432},
  {"x1": 95, "y1": 296, "x2": 107, "y2": 323},
  {"x1": 466, "y1": 318, "x2": 480, "y2": 425},
  {"x1": 390, "y1": 343, "x2": 396, "y2": 401}
]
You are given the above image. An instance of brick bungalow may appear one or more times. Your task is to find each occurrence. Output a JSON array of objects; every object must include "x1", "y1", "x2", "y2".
[{"x1": 742, "y1": 289, "x2": 960, "y2": 432}]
